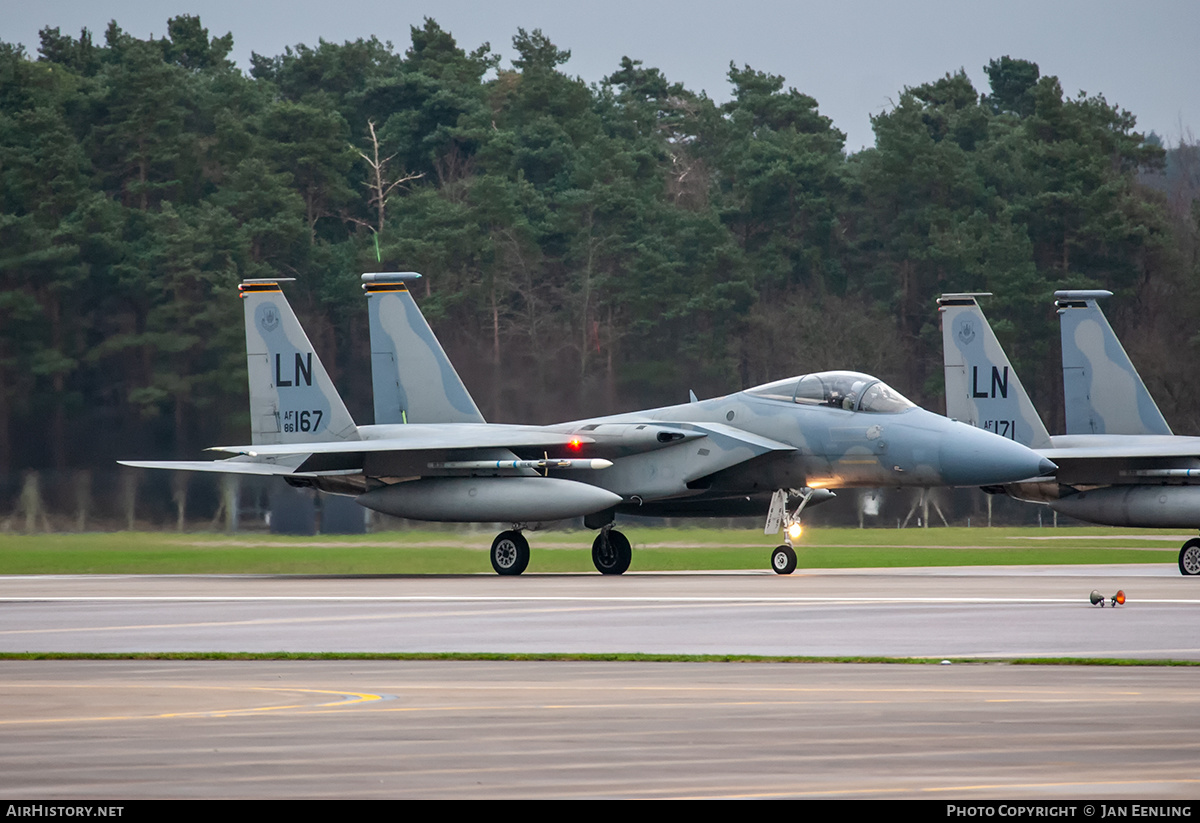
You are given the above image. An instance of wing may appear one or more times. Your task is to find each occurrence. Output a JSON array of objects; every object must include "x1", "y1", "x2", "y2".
[
  {"x1": 1041, "y1": 434, "x2": 1200, "y2": 485},
  {"x1": 123, "y1": 425, "x2": 601, "y2": 478},
  {"x1": 1043, "y1": 437, "x2": 1200, "y2": 461},
  {"x1": 208, "y1": 423, "x2": 596, "y2": 457}
]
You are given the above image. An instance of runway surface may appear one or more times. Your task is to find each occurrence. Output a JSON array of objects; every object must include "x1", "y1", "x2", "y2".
[
  {"x1": 3, "y1": 563, "x2": 1199, "y2": 798},
  {"x1": 0, "y1": 564, "x2": 1196, "y2": 658}
]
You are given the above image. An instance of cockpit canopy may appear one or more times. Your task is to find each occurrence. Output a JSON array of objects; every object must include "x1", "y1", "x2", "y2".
[{"x1": 744, "y1": 371, "x2": 916, "y2": 413}]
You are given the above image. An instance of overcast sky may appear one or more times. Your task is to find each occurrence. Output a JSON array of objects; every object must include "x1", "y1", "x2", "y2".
[{"x1": 4, "y1": 0, "x2": 1197, "y2": 152}]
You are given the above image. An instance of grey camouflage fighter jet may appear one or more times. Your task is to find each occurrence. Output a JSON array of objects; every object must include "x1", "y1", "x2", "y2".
[
  {"x1": 121, "y1": 275, "x2": 1054, "y2": 576},
  {"x1": 939, "y1": 292, "x2": 1200, "y2": 575}
]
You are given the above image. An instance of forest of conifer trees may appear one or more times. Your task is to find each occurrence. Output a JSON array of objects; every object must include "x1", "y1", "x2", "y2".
[{"x1": 2, "y1": 15, "x2": 1197, "y2": 476}]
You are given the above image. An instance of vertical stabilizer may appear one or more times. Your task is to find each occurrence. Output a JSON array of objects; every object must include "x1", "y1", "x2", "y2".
[
  {"x1": 938, "y1": 293, "x2": 1052, "y2": 449},
  {"x1": 362, "y1": 272, "x2": 486, "y2": 425},
  {"x1": 1054, "y1": 290, "x2": 1171, "y2": 436},
  {"x1": 240, "y1": 279, "x2": 359, "y2": 446}
]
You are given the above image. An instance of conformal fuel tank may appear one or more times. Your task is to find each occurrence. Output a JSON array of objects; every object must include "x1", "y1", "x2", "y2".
[
  {"x1": 1051, "y1": 485, "x2": 1200, "y2": 528},
  {"x1": 357, "y1": 476, "x2": 623, "y2": 522}
]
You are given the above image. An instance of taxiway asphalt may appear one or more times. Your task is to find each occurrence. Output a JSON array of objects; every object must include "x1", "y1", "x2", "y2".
[{"x1": 3, "y1": 659, "x2": 1199, "y2": 799}]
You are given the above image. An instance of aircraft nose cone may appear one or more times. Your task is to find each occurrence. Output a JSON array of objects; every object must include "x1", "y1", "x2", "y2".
[{"x1": 938, "y1": 424, "x2": 1055, "y2": 486}]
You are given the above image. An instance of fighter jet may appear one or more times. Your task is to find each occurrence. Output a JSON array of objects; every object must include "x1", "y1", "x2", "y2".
[
  {"x1": 121, "y1": 276, "x2": 1054, "y2": 576},
  {"x1": 939, "y1": 292, "x2": 1200, "y2": 575}
]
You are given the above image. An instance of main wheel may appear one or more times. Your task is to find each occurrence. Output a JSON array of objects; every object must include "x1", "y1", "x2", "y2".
[
  {"x1": 1179, "y1": 539, "x2": 1200, "y2": 576},
  {"x1": 491, "y1": 530, "x2": 530, "y2": 575},
  {"x1": 772, "y1": 545, "x2": 797, "y2": 575},
  {"x1": 592, "y1": 529, "x2": 632, "y2": 575}
]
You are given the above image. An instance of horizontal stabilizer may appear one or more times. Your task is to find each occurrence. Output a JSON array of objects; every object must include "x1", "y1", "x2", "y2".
[{"x1": 117, "y1": 459, "x2": 326, "y2": 477}]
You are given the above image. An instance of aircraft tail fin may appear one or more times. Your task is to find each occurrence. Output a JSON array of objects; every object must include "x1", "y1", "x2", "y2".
[
  {"x1": 362, "y1": 272, "x2": 486, "y2": 425},
  {"x1": 240, "y1": 279, "x2": 359, "y2": 446},
  {"x1": 938, "y1": 293, "x2": 1052, "y2": 449},
  {"x1": 1054, "y1": 290, "x2": 1172, "y2": 436}
]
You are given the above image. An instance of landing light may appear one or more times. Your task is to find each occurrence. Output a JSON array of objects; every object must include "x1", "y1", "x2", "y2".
[
  {"x1": 787, "y1": 522, "x2": 803, "y2": 541},
  {"x1": 1090, "y1": 589, "x2": 1126, "y2": 607}
]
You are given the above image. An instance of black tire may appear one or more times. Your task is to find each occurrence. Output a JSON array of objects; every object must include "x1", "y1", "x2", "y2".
[
  {"x1": 491, "y1": 530, "x2": 530, "y2": 576},
  {"x1": 1179, "y1": 539, "x2": 1200, "y2": 576},
  {"x1": 772, "y1": 545, "x2": 797, "y2": 575},
  {"x1": 592, "y1": 529, "x2": 632, "y2": 575}
]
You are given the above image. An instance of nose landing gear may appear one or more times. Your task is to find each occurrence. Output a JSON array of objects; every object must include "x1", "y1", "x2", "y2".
[
  {"x1": 771, "y1": 544, "x2": 797, "y2": 575},
  {"x1": 765, "y1": 487, "x2": 835, "y2": 575}
]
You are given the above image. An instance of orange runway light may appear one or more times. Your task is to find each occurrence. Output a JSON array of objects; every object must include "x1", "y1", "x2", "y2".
[{"x1": 1090, "y1": 589, "x2": 1127, "y2": 607}]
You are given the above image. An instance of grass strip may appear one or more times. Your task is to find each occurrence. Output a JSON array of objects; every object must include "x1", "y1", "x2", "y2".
[
  {"x1": 0, "y1": 527, "x2": 1182, "y2": 574},
  {"x1": 1, "y1": 652, "x2": 1196, "y2": 666}
]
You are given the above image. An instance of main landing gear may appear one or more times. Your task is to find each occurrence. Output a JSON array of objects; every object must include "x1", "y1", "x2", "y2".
[
  {"x1": 1180, "y1": 538, "x2": 1200, "y2": 576},
  {"x1": 490, "y1": 530, "x2": 530, "y2": 575},
  {"x1": 488, "y1": 524, "x2": 632, "y2": 576},
  {"x1": 592, "y1": 527, "x2": 632, "y2": 575}
]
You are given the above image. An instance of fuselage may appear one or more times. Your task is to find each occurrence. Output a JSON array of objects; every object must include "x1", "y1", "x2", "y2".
[
  {"x1": 555, "y1": 390, "x2": 1052, "y2": 502},
  {"x1": 344, "y1": 371, "x2": 1052, "y2": 523}
]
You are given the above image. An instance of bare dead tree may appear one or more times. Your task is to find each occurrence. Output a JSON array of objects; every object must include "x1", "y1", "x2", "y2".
[{"x1": 353, "y1": 120, "x2": 425, "y2": 236}]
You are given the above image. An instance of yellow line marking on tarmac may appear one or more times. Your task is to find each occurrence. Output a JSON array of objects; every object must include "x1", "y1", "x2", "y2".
[
  {"x1": 34, "y1": 695, "x2": 1139, "y2": 721},
  {"x1": 0, "y1": 681, "x2": 1153, "y2": 726},
  {"x1": 0, "y1": 686, "x2": 382, "y2": 725}
]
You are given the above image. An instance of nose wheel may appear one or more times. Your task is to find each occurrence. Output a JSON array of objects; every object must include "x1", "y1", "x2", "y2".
[
  {"x1": 764, "y1": 488, "x2": 834, "y2": 574},
  {"x1": 771, "y1": 545, "x2": 797, "y2": 575},
  {"x1": 592, "y1": 528, "x2": 632, "y2": 575}
]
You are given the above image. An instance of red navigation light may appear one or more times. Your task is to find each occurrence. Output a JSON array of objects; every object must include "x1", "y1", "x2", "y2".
[{"x1": 568, "y1": 439, "x2": 582, "y2": 451}]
